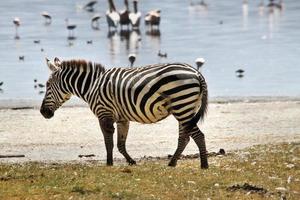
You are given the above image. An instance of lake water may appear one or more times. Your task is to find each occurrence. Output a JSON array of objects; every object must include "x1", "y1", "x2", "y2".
[{"x1": 0, "y1": 0, "x2": 300, "y2": 101}]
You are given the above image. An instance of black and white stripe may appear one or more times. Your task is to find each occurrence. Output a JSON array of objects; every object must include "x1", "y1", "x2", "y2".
[{"x1": 41, "y1": 59, "x2": 209, "y2": 168}]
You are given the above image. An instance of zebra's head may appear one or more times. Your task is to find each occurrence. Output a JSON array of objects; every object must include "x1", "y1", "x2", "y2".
[{"x1": 40, "y1": 57, "x2": 71, "y2": 119}]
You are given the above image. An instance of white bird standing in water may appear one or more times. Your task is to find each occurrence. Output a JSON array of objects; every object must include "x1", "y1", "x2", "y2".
[
  {"x1": 129, "y1": 0, "x2": 141, "y2": 30},
  {"x1": 195, "y1": 57, "x2": 205, "y2": 70},
  {"x1": 145, "y1": 9, "x2": 161, "y2": 29},
  {"x1": 119, "y1": 0, "x2": 131, "y2": 30},
  {"x1": 106, "y1": 0, "x2": 120, "y2": 31},
  {"x1": 41, "y1": 11, "x2": 52, "y2": 25},
  {"x1": 13, "y1": 17, "x2": 21, "y2": 39}
]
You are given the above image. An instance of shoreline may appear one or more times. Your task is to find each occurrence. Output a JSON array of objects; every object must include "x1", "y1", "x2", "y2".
[
  {"x1": 1, "y1": 96, "x2": 300, "y2": 109},
  {"x1": 0, "y1": 100, "x2": 299, "y2": 163}
]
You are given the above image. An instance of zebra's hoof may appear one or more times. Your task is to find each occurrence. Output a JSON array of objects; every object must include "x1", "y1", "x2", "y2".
[
  {"x1": 128, "y1": 160, "x2": 136, "y2": 165},
  {"x1": 168, "y1": 161, "x2": 177, "y2": 167},
  {"x1": 201, "y1": 164, "x2": 209, "y2": 169}
]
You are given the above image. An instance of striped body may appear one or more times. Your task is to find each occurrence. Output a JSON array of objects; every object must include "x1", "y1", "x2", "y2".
[
  {"x1": 92, "y1": 63, "x2": 205, "y2": 126},
  {"x1": 41, "y1": 59, "x2": 209, "y2": 168}
]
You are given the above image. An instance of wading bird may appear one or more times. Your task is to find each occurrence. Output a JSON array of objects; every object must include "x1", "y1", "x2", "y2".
[
  {"x1": 119, "y1": 0, "x2": 130, "y2": 30},
  {"x1": 84, "y1": 0, "x2": 97, "y2": 12},
  {"x1": 129, "y1": 0, "x2": 141, "y2": 30},
  {"x1": 13, "y1": 17, "x2": 21, "y2": 39},
  {"x1": 106, "y1": 0, "x2": 120, "y2": 31},
  {"x1": 91, "y1": 14, "x2": 101, "y2": 30},
  {"x1": 128, "y1": 53, "x2": 136, "y2": 67},
  {"x1": 65, "y1": 18, "x2": 77, "y2": 39},
  {"x1": 41, "y1": 11, "x2": 52, "y2": 25},
  {"x1": 145, "y1": 9, "x2": 160, "y2": 29},
  {"x1": 195, "y1": 57, "x2": 205, "y2": 70}
]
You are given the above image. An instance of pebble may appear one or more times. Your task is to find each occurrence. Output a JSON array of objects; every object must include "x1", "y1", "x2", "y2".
[
  {"x1": 287, "y1": 176, "x2": 292, "y2": 184},
  {"x1": 214, "y1": 183, "x2": 220, "y2": 187},
  {"x1": 286, "y1": 163, "x2": 295, "y2": 169},
  {"x1": 187, "y1": 180, "x2": 196, "y2": 184},
  {"x1": 275, "y1": 187, "x2": 287, "y2": 192}
]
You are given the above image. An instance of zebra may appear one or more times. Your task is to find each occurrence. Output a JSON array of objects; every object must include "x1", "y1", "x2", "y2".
[{"x1": 40, "y1": 57, "x2": 209, "y2": 169}]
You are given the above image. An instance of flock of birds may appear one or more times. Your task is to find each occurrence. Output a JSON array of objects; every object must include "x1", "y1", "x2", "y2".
[{"x1": 3, "y1": 0, "x2": 286, "y2": 94}]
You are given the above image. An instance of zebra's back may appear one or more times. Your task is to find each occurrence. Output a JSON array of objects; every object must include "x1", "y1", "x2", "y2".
[{"x1": 97, "y1": 63, "x2": 207, "y2": 125}]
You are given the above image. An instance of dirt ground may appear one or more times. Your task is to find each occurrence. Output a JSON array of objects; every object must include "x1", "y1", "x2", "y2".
[{"x1": 0, "y1": 100, "x2": 299, "y2": 162}]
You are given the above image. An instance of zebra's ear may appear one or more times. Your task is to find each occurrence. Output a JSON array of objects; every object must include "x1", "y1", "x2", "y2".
[
  {"x1": 45, "y1": 57, "x2": 58, "y2": 72},
  {"x1": 54, "y1": 57, "x2": 61, "y2": 67}
]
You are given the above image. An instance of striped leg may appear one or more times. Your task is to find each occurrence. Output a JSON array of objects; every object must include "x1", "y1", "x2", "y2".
[
  {"x1": 168, "y1": 124, "x2": 190, "y2": 167},
  {"x1": 190, "y1": 126, "x2": 208, "y2": 169},
  {"x1": 99, "y1": 118, "x2": 115, "y2": 166},
  {"x1": 117, "y1": 121, "x2": 136, "y2": 165}
]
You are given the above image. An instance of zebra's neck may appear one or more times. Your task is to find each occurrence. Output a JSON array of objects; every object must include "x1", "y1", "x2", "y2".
[{"x1": 59, "y1": 61, "x2": 105, "y2": 104}]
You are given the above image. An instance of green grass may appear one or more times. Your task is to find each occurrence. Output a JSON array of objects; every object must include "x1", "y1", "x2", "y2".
[{"x1": 0, "y1": 142, "x2": 299, "y2": 200}]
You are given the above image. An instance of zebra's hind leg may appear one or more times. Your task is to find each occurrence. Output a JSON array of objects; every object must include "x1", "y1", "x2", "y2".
[
  {"x1": 117, "y1": 121, "x2": 136, "y2": 165},
  {"x1": 168, "y1": 124, "x2": 190, "y2": 167},
  {"x1": 99, "y1": 118, "x2": 115, "y2": 166},
  {"x1": 190, "y1": 126, "x2": 208, "y2": 169}
]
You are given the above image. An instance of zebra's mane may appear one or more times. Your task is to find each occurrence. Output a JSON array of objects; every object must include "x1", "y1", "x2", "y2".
[{"x1": 60, "y1": 59, "x2": 106, "y2": 73}]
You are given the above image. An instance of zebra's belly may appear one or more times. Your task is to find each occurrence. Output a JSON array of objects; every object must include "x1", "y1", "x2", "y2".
[{"x1": 119, "y1": 103, "x2": 170, "y2": 124}]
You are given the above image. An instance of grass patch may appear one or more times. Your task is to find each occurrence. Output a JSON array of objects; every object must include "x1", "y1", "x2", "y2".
[{"x1": 0, "y1": 142, "x2": 299, "y2": 199}]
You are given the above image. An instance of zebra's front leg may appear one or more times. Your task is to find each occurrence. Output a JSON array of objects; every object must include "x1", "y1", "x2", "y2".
[
  {"x1": 99, "y1": 118, "x2": 115, "y2": 166},
  {"x1": 117, "y1": 121, "x2": 136, "y2": 165},
  {"x1": 168, "y1": 125, "x2": 190, "y2": 167}
]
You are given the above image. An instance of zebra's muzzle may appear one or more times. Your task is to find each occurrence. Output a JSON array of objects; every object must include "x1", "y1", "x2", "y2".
[{"x1": 40, "y1": 107, "x2": 54, "y2": 119}]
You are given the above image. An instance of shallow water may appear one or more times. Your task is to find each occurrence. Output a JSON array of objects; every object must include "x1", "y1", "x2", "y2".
[{"x1": 0, "y1": 0, "x2": 300, "y2": 101}]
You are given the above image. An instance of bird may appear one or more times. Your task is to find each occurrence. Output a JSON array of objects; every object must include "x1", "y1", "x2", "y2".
[
  {"x1": 128, "y1": 53, "x2": 136, "y2": 67},
  {"x1": 267, "y1": 0, "x2": 282, "y2": 10},
  {"x1": 91, "y1": 14, "x2": 101, "y2": 30},
  {"x1": 235, "y1": 69, "x2": 245, "y2": 73},
  {"x1": 41, "y1": 11, "x2": 52, "y2": 25},
  {"x1": 129, "y1": 0, "x2": 141, "y2": 30},
  {"x1": 195, "y1": 57, "x2": 205, "y2": 70},
  {"x1": 86, "y1": 40, "x2": 93, "y2": 44},
  {"x1": 106, "y1": 0, "x2": 120, "y2": 31},
  {"x1": 119, "y1": 0, "x2": 130, "y2": 30},
  {"x1": 13, "y1": 17, "x2": 21, "y2": 39},
  {"x1": 65, "y1": 18, "x2": 77, "y2": 39},
  {"x1": 236, "y1": 74, "x2": 244, "y2": 78},
  {"x1": 158, "y1": 50, "x2": 167, "y2": 58},
  {"x1": 84, "y1": 0, "x2": 97, "y2": 12},
  {"x1": 38, "y1": 83, "x2": 45, "y2": 88},
  {"x1": 0, "y1": 82, "x2": 3, "y2": 87},
  {"x1": 145, "y1": 9, "x2": 160, "y2": 29},
  {"x1": 33, "y1": 40, "x2": 40, "y2": 44},
  {"x1": 19, "y1": 56, "x2": 25, "y2": 61}
]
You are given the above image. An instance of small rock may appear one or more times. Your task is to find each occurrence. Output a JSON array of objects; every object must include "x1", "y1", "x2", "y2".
[
  {"x1": 251, "y1": 161, "x2": 256, "y2": 166},
  {"x1": 287, "y1": 176, "x2": 292, "y2": 184},
  {"x1": 286, "y1": 163, "x2": 295, "y2": 169},
  {"x1": 214, "y1": 183, "x2": 220, "y2": 187},
  {"x1": 275, "y1": 187, "x2": 287, "y2": 192},
  {"x1": 187, "y1": 180, "x2": 196, "y2": 184}
]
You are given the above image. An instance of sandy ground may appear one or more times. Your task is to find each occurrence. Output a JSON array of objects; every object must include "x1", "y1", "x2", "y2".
[{"x1": 0, "y1": 100, "x2": 299, "y2": 162}]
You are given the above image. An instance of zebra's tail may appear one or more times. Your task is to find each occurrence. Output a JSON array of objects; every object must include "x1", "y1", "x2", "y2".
[{"x1": 187, "y1": 74, "x2": 208, "y2": 130}]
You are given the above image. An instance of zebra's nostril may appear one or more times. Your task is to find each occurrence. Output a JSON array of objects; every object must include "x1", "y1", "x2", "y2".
[{"x1": 40, "y1": 107, "x2": 54, "y2": 119}]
